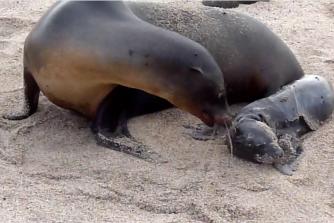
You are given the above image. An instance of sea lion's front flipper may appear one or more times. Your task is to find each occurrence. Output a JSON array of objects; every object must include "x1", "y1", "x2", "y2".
[
  {"x1": 91, "y1": 86, "x2": 167, "y2": 163},
  {"x1": 95, "y1": 129, "x2": 164, "y2": 163},
  {"x1": 274, "y1": 150, "x2": 303, "y2": 176},
  {"x1": 183, "y1": 123, "x2": 226, "y2": 141},
  {"x1": 183, "y1": 124, "x2": 216, "y2": 141},
  {"x1": 274, "y1": 134, "x2": 303, "y2": 175},
  {"x1": 3, "y1": 67, "x2": 40, "y2": 120},
  {"x1": 92, "y1": 111, "x2": 165, "y2": 163}
]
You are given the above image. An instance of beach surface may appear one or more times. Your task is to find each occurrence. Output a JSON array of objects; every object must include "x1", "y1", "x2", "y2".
[{"x1": 0, "y1": 0, "x2": 333, "y2": 222}]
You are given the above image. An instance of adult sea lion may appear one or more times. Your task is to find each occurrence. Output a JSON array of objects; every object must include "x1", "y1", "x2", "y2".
[
  {"x1": 229, "y1": 75, "x2": 334, "y2": 175},
  {"x1": 127, "y1": 1, "x2": 304, "y2": 103},
  {"x1": 202, "y1": 1, "x2": 260, "y2": 9},
  {"x1": 4, "y1": 1, "x2": 230, "y2": 159}
]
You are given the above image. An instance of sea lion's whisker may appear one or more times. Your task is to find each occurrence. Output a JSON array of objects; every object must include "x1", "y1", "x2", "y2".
[{"x1": 224, "y1": 121, "x2": 234, "y2": 167}]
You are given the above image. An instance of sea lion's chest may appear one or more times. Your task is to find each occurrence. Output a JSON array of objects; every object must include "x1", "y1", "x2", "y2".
[{"x1": 33, "y1": 60, "x2": 117, "y2": 118}]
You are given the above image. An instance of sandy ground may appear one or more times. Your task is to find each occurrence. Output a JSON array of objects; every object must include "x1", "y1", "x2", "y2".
[{"x1": 0, "y1": 0, "x2": 333, "y2": 222}]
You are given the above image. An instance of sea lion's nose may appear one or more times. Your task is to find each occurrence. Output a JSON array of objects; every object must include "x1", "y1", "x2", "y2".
[{"x1": 269, "y1": 144, "x2": 284, "y2": 159}]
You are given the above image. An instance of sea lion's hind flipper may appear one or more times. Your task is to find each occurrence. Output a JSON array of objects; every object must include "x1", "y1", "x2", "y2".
[
  {"x1": 3, "y1": 68, "x2": 40, "y2": 120},
  {"x1": 91, "y1": 86, "x2": 167, "y2": 163}
]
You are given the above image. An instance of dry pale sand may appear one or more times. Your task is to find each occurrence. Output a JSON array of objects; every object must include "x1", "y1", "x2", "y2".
[{"x1": 0, "y1": 0, "x2": 333, "y2": 222}]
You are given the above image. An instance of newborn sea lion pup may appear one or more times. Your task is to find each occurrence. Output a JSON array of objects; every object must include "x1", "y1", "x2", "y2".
[
  {"x1": 230, "y1": 75, "x2": 334, "y2": 175},
  {"x1": 4, "y1": 1, "x2": 230, "y2": 160}
]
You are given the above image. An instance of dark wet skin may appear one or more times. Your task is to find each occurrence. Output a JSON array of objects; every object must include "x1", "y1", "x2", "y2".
[
  {"x1": 202, "y1": 1, "x2": 259, "y2": 9},
  {"x1": 230, "y1": 75, "x2": 334, "y2": 175}
]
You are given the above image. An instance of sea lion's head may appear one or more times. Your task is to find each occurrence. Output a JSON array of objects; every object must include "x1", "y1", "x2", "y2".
[
  {"x1": 140, "y1": 31, "x2": 231, "y2": 127},
  {"x1": 171, "y1": 58, "x2": 231, "y2": 127},
  {"x1": 231, "y1": 117, "x2": 284, "y2": 164}
]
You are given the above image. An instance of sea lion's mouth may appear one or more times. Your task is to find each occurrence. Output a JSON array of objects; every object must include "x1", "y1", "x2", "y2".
[{"x1": 200, "y1": 112, "x2": 215, "y2": 127}]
